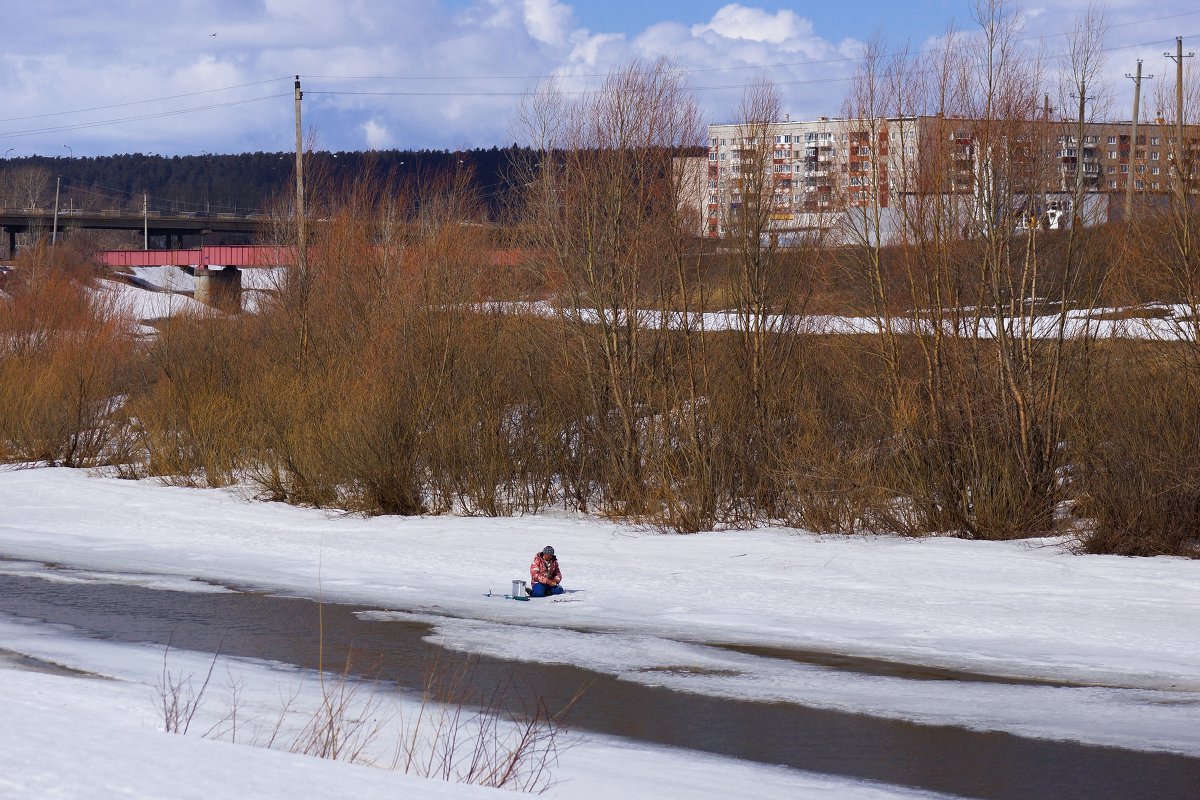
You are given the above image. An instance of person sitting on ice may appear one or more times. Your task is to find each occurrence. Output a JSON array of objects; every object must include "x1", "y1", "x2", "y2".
[{"x1": 529, "y1": 545, "x2": 564, "y2": 597}]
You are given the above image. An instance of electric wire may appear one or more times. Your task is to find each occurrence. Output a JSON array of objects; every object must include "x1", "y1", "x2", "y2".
[
  {"x1": 0, "y1": 77, "x2": 294, "y2": 125},
  {"x1": 0, "y1": 94, "x2": 290, "y2": 140}
]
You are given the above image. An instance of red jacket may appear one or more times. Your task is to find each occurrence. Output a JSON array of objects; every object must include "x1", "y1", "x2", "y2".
[{"x1": 530, "y1": 553, "x2": 562, "y2": 587}]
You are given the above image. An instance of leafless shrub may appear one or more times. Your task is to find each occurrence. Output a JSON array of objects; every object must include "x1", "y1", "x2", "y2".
[
  {"x1": 0, "y1": 241, "x2": 135, "y2": 467},
  {"x1": 389, "y1": 653, "x2": 576, "y2": 794},
  {"x1": 1073, "y1": 343, "x2": 1200, "y2": 556},
  {"x1": 157, "y1": 640, "x2": 220, "y2": 736},
  {"x1": 156, "y1": 644, "x2": 572, "y2": 794}
]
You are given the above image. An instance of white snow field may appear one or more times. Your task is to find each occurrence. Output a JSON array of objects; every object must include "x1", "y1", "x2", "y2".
[{"x1": 1, "y1": 467, "x2": 1198, "y2": 798}]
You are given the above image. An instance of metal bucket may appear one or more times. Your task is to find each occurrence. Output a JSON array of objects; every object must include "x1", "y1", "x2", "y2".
[{"x1": 512, "y1": 579, "x2": 526, "y2": 597}]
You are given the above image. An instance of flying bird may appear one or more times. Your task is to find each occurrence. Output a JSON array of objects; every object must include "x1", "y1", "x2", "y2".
[{"x1": 210, "y1": 32, "x2": 218, "y2": 37}]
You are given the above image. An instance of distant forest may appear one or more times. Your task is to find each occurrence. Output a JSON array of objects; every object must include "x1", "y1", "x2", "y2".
[{"x1": 1, "y1": 147, "x2": 534, "y2": 218}]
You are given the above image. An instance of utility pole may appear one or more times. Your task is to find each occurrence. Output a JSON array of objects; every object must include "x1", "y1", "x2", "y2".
[
  {"x1": 143, "y1": 192, "x2": 148, "y2": 250},
  {"x1": 1125, "y1": 60, "x2": 1154, "y2": 221},
  {"x1": 294, "y1": 75, "x2": 306, "y2": 286},
  {"x1": 293, "y1": 74, "x2": 309, "y2": 367},
  {"x1": 1070, "y1": 84, "x2": 1094, "y2": 227},
  {"x1": 1165, "y1": 37, "x2": 1194, "y2": 195}
]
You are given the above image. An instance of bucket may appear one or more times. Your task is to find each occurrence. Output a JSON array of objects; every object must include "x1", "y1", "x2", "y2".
[{"x1": 512, "y1": 579, "x2": 526, "y2": 597}]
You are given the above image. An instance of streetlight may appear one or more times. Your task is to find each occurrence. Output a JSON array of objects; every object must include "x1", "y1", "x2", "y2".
[
  {"x1": 2, "y1": 150, "x2": 12, "y2": 236},
  {"x1": 63, "y1": 144, "x2": 73, "y2": 158}
]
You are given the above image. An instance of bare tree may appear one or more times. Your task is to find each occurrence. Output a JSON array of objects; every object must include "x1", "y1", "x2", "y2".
[
  {"x1": 1, "y1": 165, "x2": 53, "y2": 209},
  {"x1": 517, "y1": 59, "x2": 703, "y2": 515}
]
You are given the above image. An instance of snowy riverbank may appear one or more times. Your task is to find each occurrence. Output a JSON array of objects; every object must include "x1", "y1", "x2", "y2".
[{"x1": 1, "y1": 467, "x2": 1197, "y2": 798}]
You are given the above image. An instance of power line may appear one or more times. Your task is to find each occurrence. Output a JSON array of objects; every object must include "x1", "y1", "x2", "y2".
[
  {"x1": 0, "y1": 94, "x2": 289, "y2": 140},
  {"x1": 52, "y1": 175, "x2": 260, "y2": 215},
  {"x1": 0, "y1": 77, "x2": 293, "y2": 125}
]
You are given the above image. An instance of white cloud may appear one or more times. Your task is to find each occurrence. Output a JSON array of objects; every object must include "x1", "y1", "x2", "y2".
[
  {"x1": 362, "y1": 119, "x2": 392, "y2": 150},
  {"x1": 691, "y1": 4, "x2": 814, "y2": 46},
  {"x1": 523, "y1": 0, "x2": 576, "y2": 46},
  {"x1": 1, "y1": 0, "x2": 1183, "y2": 157}
]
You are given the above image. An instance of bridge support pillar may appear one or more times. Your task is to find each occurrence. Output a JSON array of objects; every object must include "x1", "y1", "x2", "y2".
[{"x1": 193, "y1": 266, "x2": 242, "y2": 312}]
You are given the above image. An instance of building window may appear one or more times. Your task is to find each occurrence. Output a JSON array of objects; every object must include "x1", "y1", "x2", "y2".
[
  {"x1": 1108, "y1": 150, "x2": 1118, "y2": 159},
  {"x1": 1120, "y1": 164, "x2": 1129, "y2": 173},
  {"x1": 1107, "y1": 136, "x2": 1117, "y2": 145},
  {"x1": 1151, "y1": 151, "x2": 1160, "y2": 160},
  {"x1": 1109, "y1": 180, "x2": 1118, "y2": 189},
  {"x1": 1107, "y1": 165, "x2": 1116, "y2": 174},
  {"x1": 1150, "y1": 137, "x2": 1160, "y2": 146},
  {"x1": 1152, "y1": 166, "x2": 1161, "y2": 175}
]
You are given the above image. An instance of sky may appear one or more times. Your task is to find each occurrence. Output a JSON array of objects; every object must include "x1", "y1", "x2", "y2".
[{"x1": 2, "y1": 1, "x2": 1199, "y2": 157}]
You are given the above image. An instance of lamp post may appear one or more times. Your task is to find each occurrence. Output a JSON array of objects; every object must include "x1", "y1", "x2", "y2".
[
  {"x1": 62, "y1": 146, "x2": 74, "y2": 213},
  {"x1": 2, "y1": 149, "x2": 11, "y2": 212}
]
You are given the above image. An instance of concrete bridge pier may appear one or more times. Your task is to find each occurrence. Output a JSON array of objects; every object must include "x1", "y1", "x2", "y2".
[{"x1": 193, "y1": 266, "x2": 242, "y2": 312}]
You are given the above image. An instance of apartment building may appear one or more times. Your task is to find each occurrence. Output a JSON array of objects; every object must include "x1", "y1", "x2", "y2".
[
  {"x1": 702, "y1": 116, "x2": 917, "y2": 238},
  {"x1": 695, "y1": 114, "x2": 1200, "y2": 240}
]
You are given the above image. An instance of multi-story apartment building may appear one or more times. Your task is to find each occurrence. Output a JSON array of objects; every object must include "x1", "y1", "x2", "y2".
[
  {"x1": 702, "y1": 116, "x2": 914, "y2": 238},
  {"x1": 694, "y1": 114, "x2": 1200, "y2": 240}
]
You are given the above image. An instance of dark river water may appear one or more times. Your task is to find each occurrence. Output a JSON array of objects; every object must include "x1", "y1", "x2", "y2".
[{"x1": 1, "y1": 564, "x2": 1197, "y2": 800}]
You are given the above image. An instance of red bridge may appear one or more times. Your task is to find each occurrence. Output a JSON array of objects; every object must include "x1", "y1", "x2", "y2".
[{"x1": 99, "y1": 245, "x2": 294, "y2": 269}]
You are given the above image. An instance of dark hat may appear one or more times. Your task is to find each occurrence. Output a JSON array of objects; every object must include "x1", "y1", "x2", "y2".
[{"x1": 542, "y1": 545, "x2": 555, "y2": 555}]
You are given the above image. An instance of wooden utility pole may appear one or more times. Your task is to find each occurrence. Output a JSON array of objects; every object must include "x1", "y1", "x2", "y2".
[
  {"x1": 143, "y1": 192, "x2": 148, "y2": 250},
  {"x1": 1125, "y1": 60, "x2": 1153, "y2": 221},
  {"x1": 293, "y1": 75, "x2": 310, "y2": 366},
  {"x1": 294, "y1": 75, "x2": 307, "y2": 284},
  {"x1": 1072, "y1": 84, "x2": 1092, "y2": 226},
  {"x1": 1165, "y1": 37, "x2": 1194, "y2": 194}
]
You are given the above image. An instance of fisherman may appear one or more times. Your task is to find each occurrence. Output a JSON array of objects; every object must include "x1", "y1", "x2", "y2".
[{"x1": 529, "y1": 545, "x2": 564, "y2": 597}]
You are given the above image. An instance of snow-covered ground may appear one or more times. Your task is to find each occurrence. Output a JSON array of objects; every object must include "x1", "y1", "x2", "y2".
[
  {"x1": 1, "y1": 467, "x2": 1198, "y2": 798},
  {"x1": 85, "y1": 265, "x2": 1200, "y2": 340},
  {"x1": 93, "y1": 266, "x2": 281, "y2": 322},
  {"x1": 478, "y1": 300, "x2": 1198, "y2": 341},
  {"x1": 98, "y1": 274, "x2": 214, "y2": 321}
]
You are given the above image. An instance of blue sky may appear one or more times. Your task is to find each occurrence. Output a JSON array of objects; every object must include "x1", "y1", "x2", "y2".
[
  {"x1": 2, "y1": 1, "x2": 1198, "y2": 157},
  {"x1": 563, "y1": 0, "x2": 965, "y2": 44}
]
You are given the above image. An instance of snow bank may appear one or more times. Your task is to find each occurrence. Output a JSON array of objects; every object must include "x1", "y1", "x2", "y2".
[{"x1": 0, "y1": 467, "x2": 1197, "y2": 757}]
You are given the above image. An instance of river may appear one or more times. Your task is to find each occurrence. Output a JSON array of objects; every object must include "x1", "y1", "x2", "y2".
[{"x1": 1, "y1": 564, "x2": 1196, "y2": 800}]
